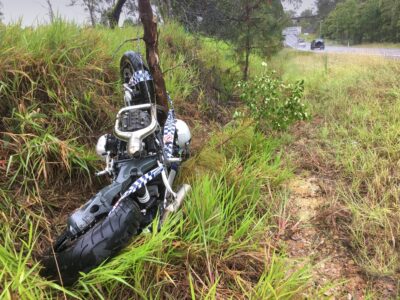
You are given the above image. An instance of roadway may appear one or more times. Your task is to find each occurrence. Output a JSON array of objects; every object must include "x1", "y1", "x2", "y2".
[{"x1": 284, "y1": 34, "x2": 400, "y2": 59}]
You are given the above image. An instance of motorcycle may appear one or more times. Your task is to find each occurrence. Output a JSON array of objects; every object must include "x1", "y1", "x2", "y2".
[{"x1": 40, "y1": 51, "x2": 191, "y2": 286}]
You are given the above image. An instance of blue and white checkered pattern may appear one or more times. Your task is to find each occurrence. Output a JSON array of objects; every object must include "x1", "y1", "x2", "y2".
[
  {"x1": 120, "y1": 166, "x2": 164, "y2": 200},
  {"x1": 163, "y1": 108, "x2": 176, "y2": 158},
  {"x1": 109, "y1": 166, "x2": 164, "y2": 214},
  {"x1": 129, "y1": 70, "x2": 153, "y2": 86}
]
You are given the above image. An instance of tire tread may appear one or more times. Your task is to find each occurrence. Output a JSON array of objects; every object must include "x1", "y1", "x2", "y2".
[{"x1": 40, "y1": 199, "x2": 142, "y2": 286}]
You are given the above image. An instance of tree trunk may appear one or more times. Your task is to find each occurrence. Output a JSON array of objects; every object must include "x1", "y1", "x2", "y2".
[
  {"x1": 243, "y1": 45, "x2": 250, "y2": 81},
  {"x1": 46, "y1": 0, "x2": 55, "y2": 23},
  {"x1": 138, "y1": 0, "x2": 169, "y2": 123},
  {"x1": 88, "y1": 5, "x2": 96, "y2": 27},
  {"x1": 109, "y1": 0, "x2": 127, "y2": 29},
  {"x1": 243, "y1": 4, "x2": 251, "y2": 81}
]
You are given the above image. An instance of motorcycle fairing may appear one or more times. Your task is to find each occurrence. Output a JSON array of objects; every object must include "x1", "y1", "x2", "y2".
[{"x1": 67, "y1": 156, "x2": 158, "y2": 235}]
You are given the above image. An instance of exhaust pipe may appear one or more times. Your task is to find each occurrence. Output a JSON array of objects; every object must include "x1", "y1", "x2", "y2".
[{"x1": 161, "y1": 184, "x2": 191, "y2": 223}]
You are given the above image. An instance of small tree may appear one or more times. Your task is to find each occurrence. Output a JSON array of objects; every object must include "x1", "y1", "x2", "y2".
[
  {"x1": 45, "y1": 0, "x2": 55, "y2": 23},
  {"x1": 169, "y1": 0, "x2": 289, "y2": 80},
  {"x1": 108, "y1": 0, "x2": 127, "y2": 28},
  {"x1": 70, "y1": 0, "x2": 101, "y2": 26},
  {"x1": 216, "y1": 0, "x2": 286, "y2": 80},
  {"x1": 92, "y1": 0, "x2": 168, "y2": 115}
]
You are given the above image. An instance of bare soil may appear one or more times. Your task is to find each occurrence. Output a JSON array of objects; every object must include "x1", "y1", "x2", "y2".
[{"x1": 286, "y1": 176, "x2": 367, "y2": 298}]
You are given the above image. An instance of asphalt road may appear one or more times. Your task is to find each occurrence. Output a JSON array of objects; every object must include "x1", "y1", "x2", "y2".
[
  {"x1": 284, "y1": 35, "x2": 400, "y2": 59},
  {"x1": 296, "y1": 42, "x2": 400, "y2": 59}
]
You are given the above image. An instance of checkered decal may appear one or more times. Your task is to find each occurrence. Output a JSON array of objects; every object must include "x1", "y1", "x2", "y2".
[
  {"x1": 121, "y1": 166, "x2": 164, "y2": 200},
  {"x1": 163, "y1": 108, "x2": 176, "y2": 158},
  {"x1": 109, "y1": 166, "x2": 164, "y2": 214},
  {"x1": 129, "y1": 70, "x2": 153, "y2": 86}
]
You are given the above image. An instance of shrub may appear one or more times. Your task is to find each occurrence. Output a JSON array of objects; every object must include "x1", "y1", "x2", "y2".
[{"x1": 237, "y1": 70, "x2": 309, "y2": 131}]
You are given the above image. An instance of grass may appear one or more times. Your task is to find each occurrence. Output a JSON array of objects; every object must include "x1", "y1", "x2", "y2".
[
  {"x1": 71, "y1": 124, "x2": 314, "y2": 299},
  {"x1": 271, "y1": 50, "x2": 400, "y2": 290},
  {"x1": 343, "y1": 43, "x2": 400, "y2": 49},
  {"x1": 1, "y1": 124, "x2": 315, "y2": 299},
  {"x1": 0, "y1": 21, "x2": 317, "y2": 299}
]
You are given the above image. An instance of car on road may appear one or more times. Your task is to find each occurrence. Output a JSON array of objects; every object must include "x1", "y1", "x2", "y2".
[
  {"x1": 298, "y1": 39, "x2": 306, "y2": 48},
  {"x1": 311, "y1": 39, "x2": 325, "y2": 50}
]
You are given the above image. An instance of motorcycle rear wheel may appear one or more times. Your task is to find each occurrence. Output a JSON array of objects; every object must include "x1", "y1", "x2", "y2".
[{"x1": 40, "y1": 199, "x2": 142, "y2": 286}]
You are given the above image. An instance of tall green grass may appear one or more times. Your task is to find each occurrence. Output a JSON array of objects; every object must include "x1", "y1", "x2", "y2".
[
  {"x1": 272, "y1": 50, "x2": 400, "y2": 283},
  {"x1": 0, "y1": 21, "x2": 315, "y2": 298},
  {"x1": 67, "y1": 124, "x2": 311, "y2": 299},
  {"x1": 1, "y1": 123, "x2": 313, "y2": 299},
  {"x1": 1, "y1": 20, "x2": 264, "y2": 195}
]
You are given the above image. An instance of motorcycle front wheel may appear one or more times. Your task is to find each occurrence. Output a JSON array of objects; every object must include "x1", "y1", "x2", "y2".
[
  {"x1": 120, "y1": 51, "x2": 149, "y2": 84},
  {"x1": 40, "y1": 199, "x2": 142, "y2": 286}
]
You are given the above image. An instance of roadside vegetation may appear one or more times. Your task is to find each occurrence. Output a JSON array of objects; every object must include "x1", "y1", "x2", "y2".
[
  {"x1": 352, "y1": 43, "x2": 400, "y2": 49},
  {"x1": 321, "y1": 0, "x2": 400, "y2": 45},
  {"x1": 0, "y1": 21, "x2": 315, "y2": 299},
  {"x1": 272, "y1": 50, "x2": 400, "y2": 296},
  {"x1": 297, "y1": 0, "x2": 400, "y2": 48},
  {"x1": 4, "y1": 14, "x2": 399, "y2": 299}
]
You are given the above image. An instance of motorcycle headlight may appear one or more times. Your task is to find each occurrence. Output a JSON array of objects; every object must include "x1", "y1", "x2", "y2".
[{"x1": 175, "y1": 119, "x2": 191, "y2": 148}]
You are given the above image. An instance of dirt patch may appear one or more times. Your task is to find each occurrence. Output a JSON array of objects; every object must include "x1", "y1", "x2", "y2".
[
  {"x1": 283, "y1": 119, "x2": 400, "y2": 298},
  {"x1": 285, "y1": 176, "x2": 369, "y2": 298}
]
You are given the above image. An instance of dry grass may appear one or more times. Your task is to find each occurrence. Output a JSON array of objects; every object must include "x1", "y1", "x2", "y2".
[{"x1": 272, "y1": 50, "x2": 400, "y2": 295}]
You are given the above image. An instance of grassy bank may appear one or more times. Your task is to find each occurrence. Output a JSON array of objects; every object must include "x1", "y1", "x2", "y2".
[
  {"x1": 0, "y1": 21, "x2": 315, "y2": 299},
  {"x1": 272, "y1": 50, "x2": 400, "y2": 295}
]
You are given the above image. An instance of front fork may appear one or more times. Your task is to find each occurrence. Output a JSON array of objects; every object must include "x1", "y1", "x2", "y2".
[{"x1": 159, "y1": 162, "x2": 191, "y2": 224}]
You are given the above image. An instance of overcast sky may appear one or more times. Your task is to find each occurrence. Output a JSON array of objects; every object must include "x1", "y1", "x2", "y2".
[
  {"x1": 2, "y1": 0, "x2": 87, "y2": 25},
  {"x1": 1, "y1": 0, "x2": 316, "y2": 26},
  {"x1": 283, "y1": 0, "x2": 315, "y2": 15}
]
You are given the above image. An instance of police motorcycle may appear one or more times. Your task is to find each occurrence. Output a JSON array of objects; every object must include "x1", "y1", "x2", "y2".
[{"x1": 40, "y1": 51, "x2": 191, "y2": 285}]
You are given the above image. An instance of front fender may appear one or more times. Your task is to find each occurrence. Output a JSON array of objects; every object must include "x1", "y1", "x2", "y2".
[{"x1": 67, "y1": 157, "x2": 157, "y2": 235}]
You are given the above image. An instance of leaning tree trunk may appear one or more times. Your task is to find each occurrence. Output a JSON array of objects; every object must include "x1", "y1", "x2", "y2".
[
  {"x1": 109, "y1": 0, "x2": 127, "y2": 29},
  {"x1": 138, "y1": 0, "x2": 169, "y2": 123}
]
